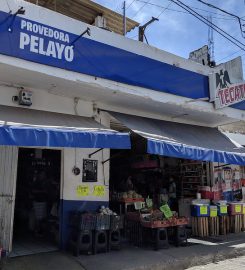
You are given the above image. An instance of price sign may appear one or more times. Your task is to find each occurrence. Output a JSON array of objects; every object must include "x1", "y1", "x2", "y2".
[
  {"x1": 160, "y1": 204, "x2": 173, "y2": 219},
  {"x1": 210, "y1": 208, "x2": 217, "y2": 217},
  {"x1": 220, "y1": 205, "x2": 227, "y2": 214},
  {"x1": 235, "y1": 205, "x2": 241, "y2": 213},
  {"x1": 93, "y1": 185, "x2": 105, "y2": 197},
  {"x1": 76, "y1": 185, "x2": 89, "y2": 196},
  {"x1": 200, "y1": 205, "x2": 208, "y2": 215}
]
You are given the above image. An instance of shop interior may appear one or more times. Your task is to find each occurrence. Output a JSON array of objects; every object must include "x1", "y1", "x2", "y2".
[
  {"x1": 12, "y1": 148, "x2": 61, "y2": 257},
  {"x1": 109, "y1": 133, "x2": 211, "y2": 215}
]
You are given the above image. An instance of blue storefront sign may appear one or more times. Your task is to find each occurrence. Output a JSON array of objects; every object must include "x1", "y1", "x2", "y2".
[{"x1": 0, "y1": 10, "x2": 244, "y2": 109}]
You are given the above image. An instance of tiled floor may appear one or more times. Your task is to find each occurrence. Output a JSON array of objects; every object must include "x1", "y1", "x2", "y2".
[{"x1": 10, "y1": 237, "x2": 58, "y2": 257}]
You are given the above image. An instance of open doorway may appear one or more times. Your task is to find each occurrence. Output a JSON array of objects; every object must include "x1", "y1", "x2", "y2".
[{"x1": 12, "y1": 148, "x2": 61, "y2": 257}]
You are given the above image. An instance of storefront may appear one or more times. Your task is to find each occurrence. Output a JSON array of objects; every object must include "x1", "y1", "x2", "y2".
[
  {"x1": 0, "y1": 105, "x2": 131, "y2": 255},
  {"x1": 0, "y1": 0, "x2": 245, "y2": 257}
]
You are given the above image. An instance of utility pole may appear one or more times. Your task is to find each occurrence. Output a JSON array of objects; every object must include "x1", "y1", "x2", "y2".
[
  {"x1": 208, "y1": 15, "x2": 215, "y2": 67},
  {"x1": 138, "y1": 17, "x2": 159, "y2": 43},
  {"x1": 123, "y1": 1, "x2": 126, "y2": 36}
]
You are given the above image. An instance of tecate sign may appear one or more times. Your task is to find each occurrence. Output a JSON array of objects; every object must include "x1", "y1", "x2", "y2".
[{"x1": 215, "y1": 82, "x2": 245, "y2": 109}]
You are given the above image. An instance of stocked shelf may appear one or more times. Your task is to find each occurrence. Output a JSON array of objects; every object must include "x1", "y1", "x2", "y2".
[{"x1": 180, "y1": 161, "x2": 209, "y2": 198}]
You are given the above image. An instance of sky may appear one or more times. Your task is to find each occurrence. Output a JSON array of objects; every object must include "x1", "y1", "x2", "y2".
[{"x1": 93, "y1": 0, "x2": 245, "y2": 74}]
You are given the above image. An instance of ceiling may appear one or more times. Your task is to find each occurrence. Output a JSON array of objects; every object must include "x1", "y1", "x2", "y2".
[{"x1": 25, "y1": 0, "x2": 139, "y2": 35}]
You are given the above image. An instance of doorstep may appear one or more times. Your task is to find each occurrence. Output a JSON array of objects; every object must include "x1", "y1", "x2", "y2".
[{"x1": 76, "y1": 232, "x2": 245, "y2": 270}]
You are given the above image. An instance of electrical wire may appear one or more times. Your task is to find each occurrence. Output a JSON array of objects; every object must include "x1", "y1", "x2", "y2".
[
  {"x1": 169, "y1": 0, "x2": 245, "y2": 52},
  {"x1": 131, "y1": 0, "x2": 151, "y2": 19},
  {"x1": 156, "y1": 2, "x2": 172, "y2": 19},
  {"x1": 195, "y1": 0, "x2": 245, "y2": 37},
  {"x1": 126, "y1": 0, "x2": 137, "y2": 10},
  {"x1": 135, "y1": 0, "x2": 238, "y2": 20}
]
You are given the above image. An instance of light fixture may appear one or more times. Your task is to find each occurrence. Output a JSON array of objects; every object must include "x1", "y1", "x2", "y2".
[
  {"x1": 8, "y1": 7, "x2": 26, "y2": 32},
  {"x1": 70, "y1": 27, "x2": 91, "y2": 48}
]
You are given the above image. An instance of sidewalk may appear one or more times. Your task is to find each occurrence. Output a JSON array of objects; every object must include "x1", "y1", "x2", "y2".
[
  {"x1": 1, "y1": 233, "x2": 244, "y2": 270},
  {"x1": 77, "y1": 232, "x2": 245, "y2": 270},
  {"x1": 1, "y1": 251, "x2": 84, "y2": 270}
]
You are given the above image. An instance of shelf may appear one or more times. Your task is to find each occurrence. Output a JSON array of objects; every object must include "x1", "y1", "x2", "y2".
[
  {"x1": 183, "y1": 170, "x2": 201, "y2": 173},
  {"x1": 183, "y1": 182, "x2": 200, "y2": 184},
  {"x1": 183, "y1": 176, "x2": 201, "y2": 178},
  {"x1": 181, "y1": 163, "x2": 203, "y2": 166}
]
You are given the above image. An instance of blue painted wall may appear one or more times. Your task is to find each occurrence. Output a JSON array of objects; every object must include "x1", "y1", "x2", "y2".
[{"x1": 60, "y1": 199, "x2": 108, "y2": 249}]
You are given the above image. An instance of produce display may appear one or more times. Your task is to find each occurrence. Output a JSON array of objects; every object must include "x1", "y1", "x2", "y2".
[
  {"x1": 119, "y1": 190, "x2": 143, "y2": 199},
  {"x1": 99, "y1": 206, "x2": 117, "y2": 216},
  {"x1": 126, "y1": 206, "x2": 189, "y2": 228}
]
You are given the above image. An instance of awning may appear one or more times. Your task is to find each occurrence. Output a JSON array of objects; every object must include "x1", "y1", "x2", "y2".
[
  {"x1": 110, "y1": 112, "x2": 245, "y2": 165},
  {"x1": 0, "y1": 105, "x2": 130, "y2": 149},
  {"x1": 223, "y1": 132, "x2": 245, "y2": 147}
]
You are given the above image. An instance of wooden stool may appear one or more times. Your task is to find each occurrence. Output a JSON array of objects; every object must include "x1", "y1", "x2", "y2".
[
  {"x1": 192, "y1": 217, "x2": 209, "y2": 237},
  {"x1": 230, "y1": 215, "x2": 243, "y2": 233},
  {"x1": 219, "y1": 215, "x2": 229, "y2": 235},
  {"x1": 209, "y1": 217, "x2": 219, "y2": 236}
]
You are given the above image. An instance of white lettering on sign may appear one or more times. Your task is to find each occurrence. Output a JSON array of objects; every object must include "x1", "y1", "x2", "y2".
[
  {"x1": 19, "y1": 19, "x2": 74, "y2": 62},
  {"x1": 215, "y1": 82, "x2": 245, "y2": 108}
]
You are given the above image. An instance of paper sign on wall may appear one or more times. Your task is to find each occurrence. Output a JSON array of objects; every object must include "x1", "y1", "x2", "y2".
[
  {"x1": 76, "y1": 185, "x2": 89, "y2": 196},
  {"x1": 93, "y1": 185, "x2": 105, "y2": 197}
]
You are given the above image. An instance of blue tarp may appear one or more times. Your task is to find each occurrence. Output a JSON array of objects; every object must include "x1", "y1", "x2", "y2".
[
  {"x1": 0, "y1": 106, "x2": 131, "y2": 149},
  {"x1": 110, "y1": 112, "x2": 245, "y2": 165}
]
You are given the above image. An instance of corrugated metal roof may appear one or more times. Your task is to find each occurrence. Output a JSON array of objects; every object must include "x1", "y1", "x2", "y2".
[{"x1": 26, "y1": 0, "x2": 139, "y2": 35}]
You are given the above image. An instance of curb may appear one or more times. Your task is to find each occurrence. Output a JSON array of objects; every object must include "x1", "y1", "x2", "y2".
[{"x1": 125, "y1": 247, "x2": 245, "y2": 270}]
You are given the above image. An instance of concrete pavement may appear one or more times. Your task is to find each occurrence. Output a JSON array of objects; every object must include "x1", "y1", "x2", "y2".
[
  {"x1": 1, "y1": 251, "x2": 84, "y2": 270},
  {"x1": 1, "y1": 233, "x2": 245, "y2": 270},
  {"x1": 77, "y1": 232, "x2": 245, "y2": 270},
  {"x1": 187, "y1": 256, "x2": 245, "y2": 270}
]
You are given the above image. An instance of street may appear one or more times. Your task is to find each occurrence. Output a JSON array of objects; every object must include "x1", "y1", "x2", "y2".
[{"x1": 188, "y1": 256, "x2": 245, "y2": 270}]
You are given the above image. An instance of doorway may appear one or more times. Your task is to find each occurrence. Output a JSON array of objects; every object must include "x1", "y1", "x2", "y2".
[{"x1": 12, "y1": 148, "x2": 61, "y2": 257}]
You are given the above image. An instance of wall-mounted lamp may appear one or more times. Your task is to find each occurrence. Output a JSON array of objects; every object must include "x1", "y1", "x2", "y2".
[
  {"x1": 70, "y1": 27, "x2": 91, "y2": 48},
  {"x1": 8, "y1": 7, "x2": 26, "y2": 32}
]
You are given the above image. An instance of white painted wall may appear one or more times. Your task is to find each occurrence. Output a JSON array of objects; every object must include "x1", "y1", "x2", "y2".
[
  {"x1": 62, "y1": 111, "x2": 110, "y2": 202},
  {"x1": 62, "y1": 147, "x2": 109, "y2": 202},
  {"x1": 0, "y1": 85, "x2": 94, "y2": 117}
]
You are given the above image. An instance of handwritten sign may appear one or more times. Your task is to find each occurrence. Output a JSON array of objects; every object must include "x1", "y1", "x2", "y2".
[
  {"x1": 210, "y1": 208, "x2": 217, "y2": 217},
  {"x1": 220, "y1": 205, "x2": 227, "y2": 214},
  {"x1": 200, "y1": 205, "x2": 208, "y2": 215},
  {"x1": 235, "y1": 204, "x2": 241, "y2": 213},
  {"x1": 76, "y1": 185, "x2": 89, "y2": 196},
  {"x1": 93, "y1": 185, "x2": 105, "y2": 197}
]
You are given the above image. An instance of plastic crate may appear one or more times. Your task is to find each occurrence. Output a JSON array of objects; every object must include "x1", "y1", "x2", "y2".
[
  {"x1": 191, "y1": 205, "x2": 210, "y2": 217},
  {"x1": 110, "y1": 215, "x2": 124, "y2": 230},
  {"x1": 95, "y1": 215, "x2": 110, "y2": 230},
  {"x1": 80, "y1": 214, "x2": 96, "y2": 230},
  {"x1": 70, "y1": 212, "x2": 96, "y2": 230}
]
